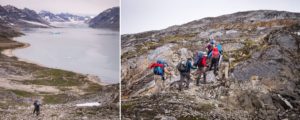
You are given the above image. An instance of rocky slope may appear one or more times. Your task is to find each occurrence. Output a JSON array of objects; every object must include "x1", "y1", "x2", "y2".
[
  {"x1": 0, "y1": 5, "x2": 50, "y2": 28},
  {"x1": 88, "y1": 7, "x2": 119, "y2": 29},
  {"x1": 0, "y1": 11, "x2": 119, "y2": 120},
  {"x1": 121, "y1": 10, "x2": 300, "y2": 119}
]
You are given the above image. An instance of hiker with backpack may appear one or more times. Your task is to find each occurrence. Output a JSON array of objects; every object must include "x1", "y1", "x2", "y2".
[
  {"x1": 206, "y1": 39, "x2": 215, "y2": 56},
  {"x1": 194, "y1": 51, "x2": 208, "y2": 85},
  {"x1": 148, "y1": 59, "x2": 171, "y2": 93},
  {"x1": 208, "y1": 45, "x2": 220, "y2": 75},
  {"x1": 216, "y1": 42, "x2": 223, "y2": 67},
  {"x1": 33, "y1": 100, "x2": 41, "y2": 116},
  {"x1": 177, "y1": 58, "x2": 196, "y2": 91}
]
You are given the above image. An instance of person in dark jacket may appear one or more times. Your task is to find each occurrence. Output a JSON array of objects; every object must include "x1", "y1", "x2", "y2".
[
  {"x1": 33, "y1": 100, "x2": 41, "y2": 116},
  {"x1": 206, "y1": 39, "x2": 215, "y2": 56},
  {"x1": 177, "y1": 58, "x2": 196, "y2": 91}
]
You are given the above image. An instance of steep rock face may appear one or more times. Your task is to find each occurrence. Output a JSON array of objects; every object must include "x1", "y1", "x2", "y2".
[
  {"x1": 0, "y1": 5, "x2": 49, "y2": 28},
  {"x1": 88, "y1": 7, "x2": 119, "y2": 29},
  {"x1": 121, "y1": 10, "x2": 300, "y2": 119}
]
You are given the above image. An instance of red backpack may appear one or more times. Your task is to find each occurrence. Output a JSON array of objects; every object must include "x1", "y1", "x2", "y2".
[{"x1": 212, "y1": 47, "x2": 219, "y2": 58}]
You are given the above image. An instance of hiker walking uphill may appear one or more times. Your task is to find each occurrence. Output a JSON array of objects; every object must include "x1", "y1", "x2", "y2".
[
  {"x1": 208, "y1": 46, "x2": 220, "y2": 75},
  {"x1": 177, "y1": 58, "x2": 196, "y2": 91},
  {"x1": 194, "y1": 51, "x2": 208, "y2": 85},
  {"x1": 206, "y1": 39, "x2": 215, "y2": 56},
  {"x1": 148, "y1": 59, "x2": 171, "y2": 93},
  {"x1": 215, "y1": 39, "x2": 223, "y2": 66},
  {"x1": 33, "y1": 100, "x2": 41, "y2": 116}
]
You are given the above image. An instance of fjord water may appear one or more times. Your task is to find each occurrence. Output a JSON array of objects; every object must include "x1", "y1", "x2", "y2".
[{"x1": 13, "y1": 22, "x2": 119, "y2": 84}]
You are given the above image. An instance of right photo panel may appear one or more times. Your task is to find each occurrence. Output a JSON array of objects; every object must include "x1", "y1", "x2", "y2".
[{"x1": 121, "y1": 0, "x2": 300, "y2": 119}]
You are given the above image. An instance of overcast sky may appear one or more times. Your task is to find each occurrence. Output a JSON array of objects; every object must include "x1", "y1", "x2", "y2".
[
  {"x1": 122, "y1": 0, "x2": 300, "y2": 34},
  {"x1": 0, "y1": 0, "x2": 119, "y2": 16}
]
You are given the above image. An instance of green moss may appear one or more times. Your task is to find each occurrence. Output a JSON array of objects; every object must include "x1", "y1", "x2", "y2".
[
  {"x1": 36, "y1": 69, "x2": 79, "y2": 78},
  {"x1": 121, "y1": 103, "x2": 133, "y2": 111},
  {"x1": 23, "y1": 78, "x2": 84, "y2": 86},
  {"x1": 222, "y1": 52, "x2": 229, "y2": 61},
  {"x1": 121, "y1": 50, "x2": 137, "y2": 60},
  {"x1": 200, "y1": 103, "x2": 215, "y2": 112},
  {"x1": 57, "y1": 86, "x2": 72, "y2": 92},
  {"x1": 22, "y1": 69, "x2": 87, "y2": 86},
  {"x1": 11, "y1": 90, "x2": 36, "y2": 97},
  {"x1": 84, "y1": 83, "x2": 103, "y2": 93},
  {"x1": 231, "y1": 39, "x2": 258, "y2": 64},
  {"x1": 144, "y1": 41, "x2": 158, "y2": 50},
  {"x1": 43, "y1": 94, "x2": 74, "y2": 104}
]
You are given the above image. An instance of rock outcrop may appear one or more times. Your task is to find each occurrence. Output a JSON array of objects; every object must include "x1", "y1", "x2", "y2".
[
  {"x1": 0, "y1": 5, "x2": 50, "y2": 28},
  {"x1": 88, "y1": 7, "x2": 119, "y2": 29},
  {"x1": 121, "y1": 10, "x2": 300, "y2": 119}
]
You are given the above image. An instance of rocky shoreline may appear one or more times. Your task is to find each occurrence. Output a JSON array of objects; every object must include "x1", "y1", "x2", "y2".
[{"x1": 0, "y1": 26, "x2": 119, "y2": 119}]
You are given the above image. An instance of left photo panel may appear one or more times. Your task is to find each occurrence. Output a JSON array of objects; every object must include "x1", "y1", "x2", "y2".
[{"x1": 0, "y1": 0, "x2": 119, "y2": 119}]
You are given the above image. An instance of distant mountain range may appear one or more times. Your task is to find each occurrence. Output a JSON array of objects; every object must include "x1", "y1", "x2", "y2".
[
  {"x1": 38, "y1": 10, "x2": 91, "y2": 22},
  {"x1": 0, "y1": 5, "x2": 49, "y2": 28},
  {"x1": 0, "y1": 4, "x2": 119, "y2": 30},
  {"x1": 88, "y1": 7, "x2": 119, "y2": 29}
]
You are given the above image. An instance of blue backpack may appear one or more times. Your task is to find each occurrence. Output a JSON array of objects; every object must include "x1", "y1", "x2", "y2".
[
  {"x1": 217, "y1": 44, "x2": 223, "y2": 54},
  {"x1": 153, "y1": 66, "x2": 163, "y2": 75}
]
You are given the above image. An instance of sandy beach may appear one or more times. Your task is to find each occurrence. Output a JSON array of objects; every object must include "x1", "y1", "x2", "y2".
[{"x1": 0, "y1": 42, "x2": 45, "y2": 66}]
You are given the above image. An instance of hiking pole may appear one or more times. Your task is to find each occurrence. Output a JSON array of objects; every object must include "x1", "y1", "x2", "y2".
[{"x1": 218, "y1": 55, "x2": 223, "y2": 67}]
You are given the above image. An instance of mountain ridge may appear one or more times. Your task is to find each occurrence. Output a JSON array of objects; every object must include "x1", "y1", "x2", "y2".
[
  {"x1": 38, "y1": 10, "x2": 91, "y2": 22},
  {"x1": 121, "y1": 10, "x2": 300, "y2": 119},
  {"x1": 0, "y1": 5, "x2": 50, "y2": 28},
  {"x1": 88, "y1": 7, "x2": 119, "y2": 29}
]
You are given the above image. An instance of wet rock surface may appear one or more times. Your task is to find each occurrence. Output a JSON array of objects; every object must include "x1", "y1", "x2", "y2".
[{"x1": 122, "y1": 10, "x2": 300, "y2": 119}]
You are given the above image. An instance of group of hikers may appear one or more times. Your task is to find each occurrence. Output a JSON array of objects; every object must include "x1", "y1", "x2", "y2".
[{"x1": 149, "y1": 38, "x2": 223, "y2": 92}]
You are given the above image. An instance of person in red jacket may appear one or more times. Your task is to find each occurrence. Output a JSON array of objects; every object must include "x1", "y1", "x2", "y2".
[
  {"x1": 148, "y1": 60, "x2": 170, "y2": 80},
  {"x1": 195, "y1": 52, "x2": 208, "y2": 85},
  {"x1": 208, "y1": 46, "x2": 220, "y2": 75}
]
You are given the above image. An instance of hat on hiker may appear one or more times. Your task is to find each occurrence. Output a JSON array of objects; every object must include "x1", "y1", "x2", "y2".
[{"x1": 210, "y1": 39, "x2": 215, "y2": 44}]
